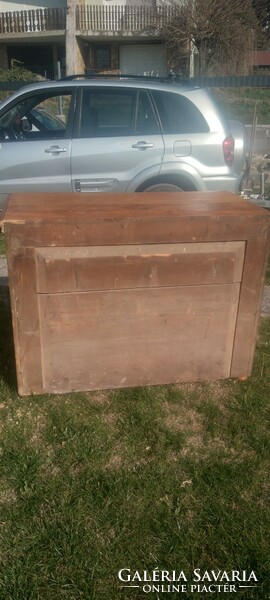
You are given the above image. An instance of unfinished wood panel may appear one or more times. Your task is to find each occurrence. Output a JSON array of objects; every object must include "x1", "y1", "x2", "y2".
[
  {"x1": 1, "y1": 191, "x2": 269, "y2": 396},
  {"x1": 230, "y1": 237, "x2": 270, "y2": 377},
  {"x1": 1, "y1": 191, "x2": 268, "y2": 223},
  {"x1": 5, "y1": 243, "x2": 43, "y2": 395},
  {"x1": 35, "y1": 242, "x2": 245, "y2": 293},
  {"x1": 38, "y1": 284, "x2": 240, "y2": 394},
  {"x1": 2, "y1": 193, "x2": 269, "y2": 250},
  {"x1": 3, "y1": 212, "x2": 268, "y2": 251}
]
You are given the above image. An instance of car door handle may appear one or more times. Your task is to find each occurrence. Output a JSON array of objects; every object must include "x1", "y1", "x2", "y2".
[
  {"x1": 44, "y1": 145, "x2": 67, "y2": 155},
  {"x1": 131, "y1": 141, "x2": 154, "y2": 150}
]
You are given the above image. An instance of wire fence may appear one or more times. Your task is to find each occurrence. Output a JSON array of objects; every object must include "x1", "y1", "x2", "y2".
[{"x1": 1, "y1": 73, "x2": 270, "y2": 91}]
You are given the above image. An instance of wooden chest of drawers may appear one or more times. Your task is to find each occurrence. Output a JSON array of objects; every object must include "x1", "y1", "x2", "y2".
[{"x1": 1, "y1": 191, "x2": 269, "y2": 396}]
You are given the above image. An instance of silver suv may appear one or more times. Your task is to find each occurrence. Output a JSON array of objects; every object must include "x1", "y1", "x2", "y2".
[{"x1": 0, "y1": 76, "x2": 246, "y2": 208}]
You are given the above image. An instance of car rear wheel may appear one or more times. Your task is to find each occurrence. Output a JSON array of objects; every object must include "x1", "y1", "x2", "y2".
[{"x1": 143, "y1": 183, "x2": 184, "y2": 192}]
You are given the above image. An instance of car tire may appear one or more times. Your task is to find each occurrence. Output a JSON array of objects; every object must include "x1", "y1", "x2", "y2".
[{"x1": 143, "y1": 183, "x2": 184, "y2": 192}]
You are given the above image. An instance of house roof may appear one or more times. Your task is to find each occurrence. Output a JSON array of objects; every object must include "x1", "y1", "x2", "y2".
[{"x1": 252, "y1": 51, "x2": 270, "y2": 66}]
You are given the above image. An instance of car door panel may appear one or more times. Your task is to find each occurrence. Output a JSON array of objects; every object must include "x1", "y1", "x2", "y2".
[
  {"x1": 0, "y1": 140, "x2": 72, "y2": 193},
  {"x1": 71, "y1": 135, "x2": 163, "y2": 193},
  {"x1": 71, "y1": 87, "x2": 164, "y2": 193},
  {"x1": 0, "y1": 89, "x2": 74, "y2": 195}
]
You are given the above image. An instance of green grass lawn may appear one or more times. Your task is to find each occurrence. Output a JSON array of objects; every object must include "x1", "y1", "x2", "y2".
[
  {"x1": 0, "y1": 289, "x2": 270, "y2": 599},
  {"x1": 266, "y1": 256, "x2": 270, "y2": 285},
  {"x1": 0, "y1": 232, "x2": 6, "y2": 256},
  {"x1": 212, "y1": 87, "x2": 270, "y2": 125}
]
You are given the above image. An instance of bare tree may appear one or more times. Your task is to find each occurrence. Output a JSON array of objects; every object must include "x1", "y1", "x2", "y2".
[{"x1": 162, "y1": 0, "x2": 261, "y2": 76}]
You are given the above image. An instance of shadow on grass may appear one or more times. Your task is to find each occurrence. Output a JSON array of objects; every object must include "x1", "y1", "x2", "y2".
[{"x1": 0, "y1": 285, "x2": 17, "y2": 391}]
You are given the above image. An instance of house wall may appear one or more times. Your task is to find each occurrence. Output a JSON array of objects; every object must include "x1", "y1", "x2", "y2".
[
  {"x1": 0, "y1": 0, "x2": 169, "y2": 76},
  {"x1": 75, "y1": 0, "x2": 164, "y2": 4},
  {"x1": 0, "y1": 0, "x2": 66, "y2": 10},
  {"x1": 0, "y1": 0, "x2": 168, "y2": 10}
]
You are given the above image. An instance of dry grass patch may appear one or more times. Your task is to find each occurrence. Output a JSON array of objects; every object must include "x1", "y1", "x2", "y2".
[
  {"x1": 29, "y1": 415, "x2": 47, "y2": 446},
  {"x1": 86, "y1": 390, "x2": 110, "y2": 406},
  {"x1": 163, "y1": 401, "x2": 203, "y2": 434},
  {"x1": 0, "y1": 481, "x2": 17, "y2": 506},
  {"x1": 101, "y1": 410, "x2": 119, "y2": 428},
  {"x1": 104, "y1": 451, "x2": 125, "y2": 471},
  {"x1": 162, "y1": 401, "x2": 204, "y2": 455}
]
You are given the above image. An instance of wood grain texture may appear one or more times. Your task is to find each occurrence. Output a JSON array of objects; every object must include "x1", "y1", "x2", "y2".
[
  {"x1": 1, "y1": 191, "x2": 268, "y2": 224},
  {"x1": 35, "y1": 242, "x2": 245, "y2": 294},
  {"x1": 38, "y1": 284, "x2": 240, "y2": 393},
  {"x1": 1, "y1": 191, "x2": 269, "y2": 395},
  {"x1": 4, "y1": 235, "x2": 43, "y2": 395}
]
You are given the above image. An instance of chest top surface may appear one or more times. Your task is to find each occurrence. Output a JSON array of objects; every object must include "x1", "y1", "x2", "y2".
[
  {"x1": 1, "y1": 191, "x2": 268, "y2": 222},
  {"x1": 1, "y1": 191, "x2": 269, "y2": 247}
]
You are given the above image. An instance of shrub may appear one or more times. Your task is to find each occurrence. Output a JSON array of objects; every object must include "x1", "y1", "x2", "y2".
[{"x1": 0, "y1": 66, "x2": 38, "y2": 81}]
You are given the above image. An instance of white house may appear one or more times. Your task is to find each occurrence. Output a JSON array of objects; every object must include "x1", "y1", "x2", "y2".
[{"x1": 0, "y1": 0, "x2": 175, "y2": 78}]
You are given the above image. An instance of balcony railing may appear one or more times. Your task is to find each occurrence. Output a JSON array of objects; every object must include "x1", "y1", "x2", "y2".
[
  {"x1": 0, "y1": 5, "x2": 179, "y2": 36},
  {"x1": 0, "y1": 8, "x2": 66, "y2": 34},
  {"x1": 77, "y1": 5, "x2": 179, "y2": 33}
]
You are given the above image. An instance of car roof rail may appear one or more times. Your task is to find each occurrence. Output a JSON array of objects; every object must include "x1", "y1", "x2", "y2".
[{"x1": 59, "y1": 70, "x2": 193, "y2": 86}]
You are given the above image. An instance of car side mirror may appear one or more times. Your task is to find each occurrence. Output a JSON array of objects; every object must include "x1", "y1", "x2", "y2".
[{"x1": 21, "y1": 117, "x2": 32, "y2": 132}]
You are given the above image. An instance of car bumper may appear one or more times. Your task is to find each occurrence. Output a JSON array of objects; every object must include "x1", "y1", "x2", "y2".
[{"x1": 203, "y1": 175, "x2": 242, "y2": 194}]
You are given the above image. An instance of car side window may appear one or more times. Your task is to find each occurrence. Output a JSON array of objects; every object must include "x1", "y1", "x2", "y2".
[
  {"x1": 79, "y1": 88, "x2": 159, "y2": 137},
  {"x1": 152, "y1": 90, "x2": 209, "y2": 134},
  {"x1": 135, "y1": 92, "x2": 160, "y2": 135},
  {"x1": 0, "y1": 92, "x2": 72, "y2": 142}
]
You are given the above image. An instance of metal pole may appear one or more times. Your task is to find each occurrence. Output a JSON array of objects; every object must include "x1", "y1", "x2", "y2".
[
  {"x1": 57, "y1": 61, "x2": 63, "y2": 118},
  {"x1": 260, "y1": 166, "x2": 265, "y2": 196}
]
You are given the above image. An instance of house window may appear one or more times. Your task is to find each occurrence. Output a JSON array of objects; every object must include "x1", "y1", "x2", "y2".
[{"x1": 94, "y1": 47, "x2": 111, "y2": 70}]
